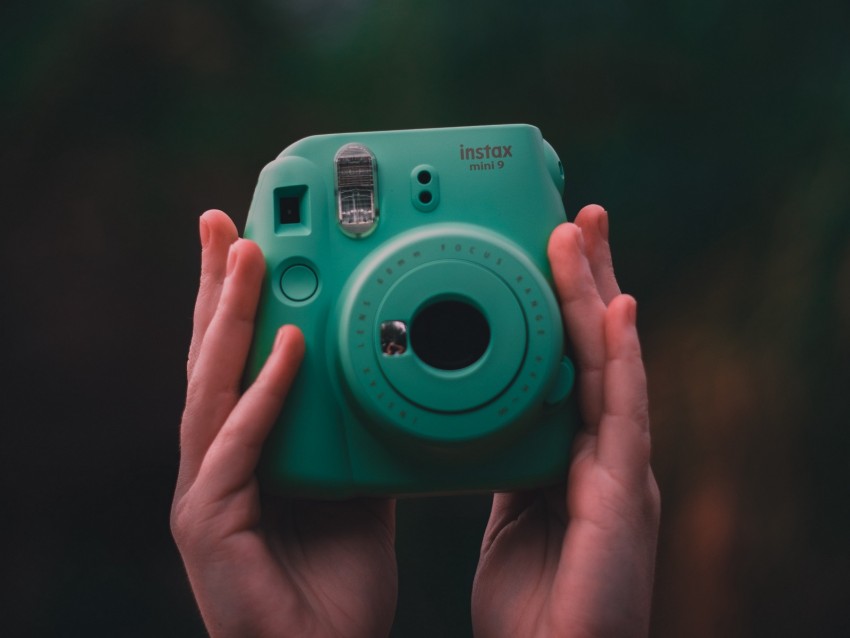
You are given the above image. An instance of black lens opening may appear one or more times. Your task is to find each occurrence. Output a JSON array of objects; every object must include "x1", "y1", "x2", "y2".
[{"x1": 410, "y1": 300, "x2": 490, "y2": 371}]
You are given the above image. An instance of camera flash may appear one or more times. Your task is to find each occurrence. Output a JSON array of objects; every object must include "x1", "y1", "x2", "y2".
[{"x1": 335, "y1": 143, "x2": 378, "y2": 236}]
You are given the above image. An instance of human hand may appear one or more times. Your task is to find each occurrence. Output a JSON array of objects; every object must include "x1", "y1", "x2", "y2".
[
  {"x1": 171, "y1": 210, "x2": 398, "y2": 638},
  {"x1": 471, "y1": 205, "x2": 660, "y2": 638}
]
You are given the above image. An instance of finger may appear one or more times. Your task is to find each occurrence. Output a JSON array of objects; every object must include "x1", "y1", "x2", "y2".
[
  {"x1": 180, "y1": 239, "x2": 267, "y2": 483},
  {"x1": 483, "y1": 491, "x2": 537, "y2": 551},
  {"x1": 187, "y1": 210, "x2": 239, "y2": 381},
  {"x1": 485, "y1": 483, "x2": 567, "y2": 544},
  {"x1": 574, "y1": 204, "x2": 621, "y2": 305},
  {"x1": 548, "y1": 223, "x2": 608, "y2": 431},
  {"x1": 195, "y1": 325, "x2": 305, "y2": 500},
  {"x1": 595, "y1": 295, "x2": 651, "y2": 480}
]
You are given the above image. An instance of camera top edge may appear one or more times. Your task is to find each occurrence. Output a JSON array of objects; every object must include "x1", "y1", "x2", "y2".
[{"x1": 275, "y1": 123, "x2": 543, "y2": 159}]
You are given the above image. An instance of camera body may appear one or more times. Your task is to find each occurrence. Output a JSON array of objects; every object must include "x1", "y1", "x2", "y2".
[{"x1": 243, "y1": 124, "x2": 579, "y2": 497}]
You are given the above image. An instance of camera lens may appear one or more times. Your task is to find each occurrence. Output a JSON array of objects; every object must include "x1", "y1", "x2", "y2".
[{"x1": 411, "y1": 300, "x2": 490, "y2": 371}]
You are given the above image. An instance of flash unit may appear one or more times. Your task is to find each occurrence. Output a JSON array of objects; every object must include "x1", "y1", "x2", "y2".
[{"x1": 335, "y1": 143, "x2": 378, "y2": 236}]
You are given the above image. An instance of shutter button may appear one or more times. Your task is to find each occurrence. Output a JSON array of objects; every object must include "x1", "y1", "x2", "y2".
[{"x1": 280, "y1": 264, "x2": 318, "y2": 301}]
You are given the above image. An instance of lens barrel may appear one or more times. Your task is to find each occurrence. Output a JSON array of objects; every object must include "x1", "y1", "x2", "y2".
[{"x1": 336, "y1": 223, "x2": 563, "y2": 447}]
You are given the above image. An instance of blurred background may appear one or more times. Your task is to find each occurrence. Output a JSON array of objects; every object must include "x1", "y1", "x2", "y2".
[{"x1": 2, "y1": 0, "x2": 848, "y2": 635}]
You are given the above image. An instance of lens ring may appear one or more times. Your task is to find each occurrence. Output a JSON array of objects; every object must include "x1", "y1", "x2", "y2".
[
  {"x1": 375, "y1": 259, "x2": 525, "y2": 413},
  {"x1": 336, "y1": 224, "x2": 564, "y2": 446}
]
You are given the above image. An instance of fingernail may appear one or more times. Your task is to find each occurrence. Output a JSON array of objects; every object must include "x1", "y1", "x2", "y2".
[
  {"x1": 226, "y1": 242, "x2": 239, "y2": 276},
  {"x1": 628, "y1": 297, "x2": 637, "y2": 324},
  {"x1": 598, "y1": 209, "x2": 609, "y2": 242},
  {"x1": 199, "y1": 216, "x2": 210, "y2": 248},
  {"x1": 273, "y1": 326, "x2": 287, "y2": 351},
  {"x1": 576, "y1": 226, "x2": 586, "y2": 252}
]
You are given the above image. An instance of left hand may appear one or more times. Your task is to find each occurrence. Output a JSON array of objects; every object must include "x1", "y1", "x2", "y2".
[{"x1": 471, "y1": 205, "x2": 661, "y2": 638}]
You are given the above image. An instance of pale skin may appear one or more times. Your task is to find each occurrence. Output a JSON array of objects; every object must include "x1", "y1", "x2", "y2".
[{"x1": 171, "y1": 204, "x2": 660, "y2": 638}]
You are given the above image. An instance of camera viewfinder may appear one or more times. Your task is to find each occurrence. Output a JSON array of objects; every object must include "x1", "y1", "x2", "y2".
[{"x1": 278, "y1": 196, "x2": 301, "y2": 225}]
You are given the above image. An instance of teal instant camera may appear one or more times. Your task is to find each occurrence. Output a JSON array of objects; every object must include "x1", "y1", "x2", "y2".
[{"x1": 243, "y1": 124, "x2": 579, "y2": 497}]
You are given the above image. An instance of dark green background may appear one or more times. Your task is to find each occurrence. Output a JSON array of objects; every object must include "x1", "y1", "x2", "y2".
[{"x1": 2, "y1": 0, "x2": 849, "y2": 636}]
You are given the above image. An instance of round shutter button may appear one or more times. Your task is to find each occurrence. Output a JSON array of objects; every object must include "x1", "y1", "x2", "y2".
[{"x1": 280, "y1": 264, "x2": 318, "y2": 301}]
